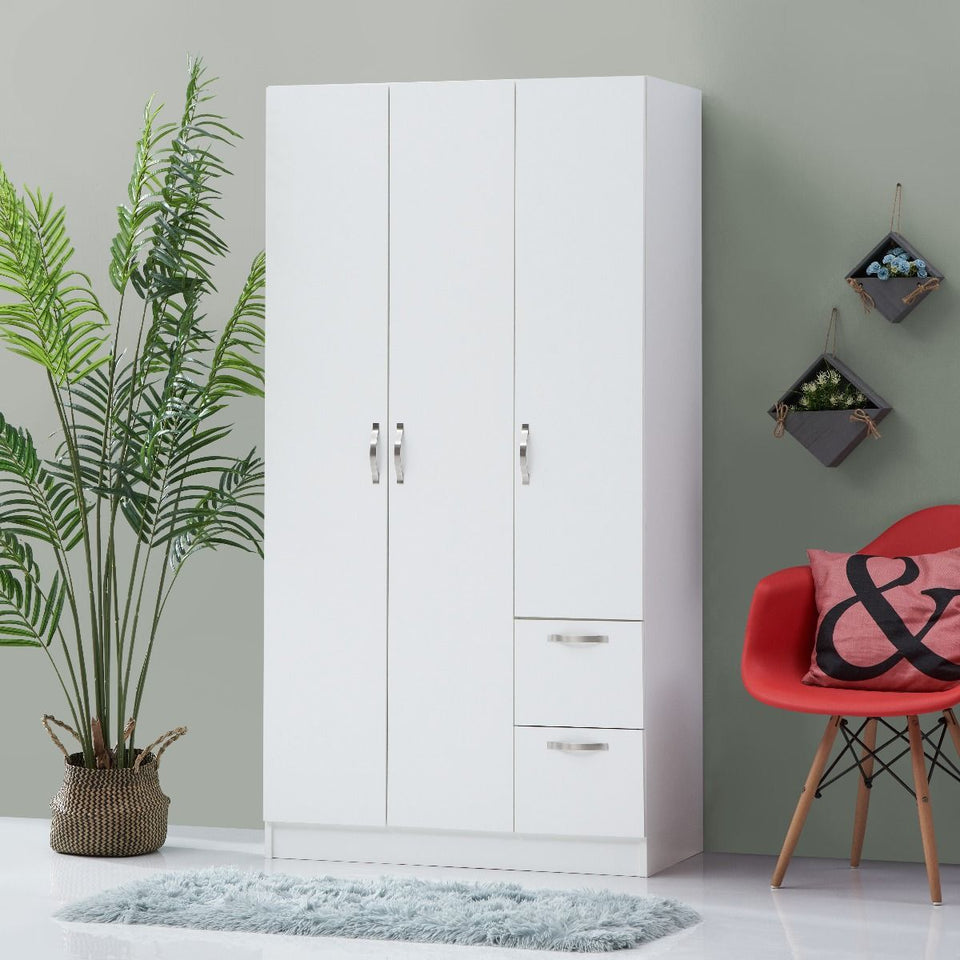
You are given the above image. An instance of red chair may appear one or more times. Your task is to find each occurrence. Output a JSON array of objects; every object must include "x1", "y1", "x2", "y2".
[{"x1": 743, "y1": 505, "x2": 960, "y2": 904}]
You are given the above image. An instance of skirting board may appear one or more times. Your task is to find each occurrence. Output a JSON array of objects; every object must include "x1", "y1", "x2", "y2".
[{"x1": 266, "y1": 823, "x2": 650, "y2": 877}]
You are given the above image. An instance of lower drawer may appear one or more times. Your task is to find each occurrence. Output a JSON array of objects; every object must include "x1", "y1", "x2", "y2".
[{"x1": 514, "y1": 727, "x2": 644, "y2": 839}]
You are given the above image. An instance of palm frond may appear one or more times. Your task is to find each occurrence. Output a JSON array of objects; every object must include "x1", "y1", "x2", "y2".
[
  {"x1": 109, "y1": 97, "x2": 176, "y2": 296},
  {"x1": 119, "y1": 393, "x2": 234, "y2": 546},
  {"x1": 137, "y1": 56, "x2": 236, "y2": 307},
  {"x1": 0, "y1": 530, "x2": 66, "y2": 647},
  {"x1": 168, "y1": 451, "x2": 264, "y2": 570},
  {"x1": 205, "y1": 251, "x2": 265, "y2": 405},
  {"x1": 0, "y1": 412, "x2": 86, "y2": 550},
  {"x1": 133, "y1": 57, "x2": 237, "y2": 419},
  {"x1": 0, "y1": 167, "x2": 109, "y2": 383},
  {"x1": 140, "y1": 294, "x2": 215, "y2": 389},
  {"x1": 48, "y1": 362, "x2": 150, "y2": 501}
]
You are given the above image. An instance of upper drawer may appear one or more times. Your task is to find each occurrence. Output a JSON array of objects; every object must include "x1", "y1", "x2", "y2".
[{"x1": 515, "y1": 620, "x2": 643, "y2": 729}]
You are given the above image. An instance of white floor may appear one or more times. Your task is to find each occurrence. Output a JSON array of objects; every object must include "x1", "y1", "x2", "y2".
[{"x1": 3, "y1": 818, "x2": 960, "y2": 959}]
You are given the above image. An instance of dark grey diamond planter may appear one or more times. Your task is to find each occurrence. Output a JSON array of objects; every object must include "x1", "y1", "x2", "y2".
[
  {"x1": 768, "y1": 354, "x2": 892, "y2": 467},
  {"x1": 846, "y1": 230, "x2": 943, "y2": 324}
]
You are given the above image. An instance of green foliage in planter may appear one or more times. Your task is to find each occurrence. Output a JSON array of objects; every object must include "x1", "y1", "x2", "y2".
[
  {"x1": 792, "y1": 366, "x2": 867, "y2": 412},
  {"x1": 0, "y1": 58, "x2": 264, "y2": 767}
]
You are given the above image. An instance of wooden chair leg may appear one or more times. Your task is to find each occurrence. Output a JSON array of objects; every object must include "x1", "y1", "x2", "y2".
[
  {"x1": 771, "y1": 715, "x2": 840, "y2": 889},
  {"x1": 908, "y1": 715, "x2": 942, "y2": 905},
  {"x1": 943, "y1": 709, "x2": 960, "y2": 759},
  {"x1": 850, "y1": 717, "x2": 877, "y2": 868}
]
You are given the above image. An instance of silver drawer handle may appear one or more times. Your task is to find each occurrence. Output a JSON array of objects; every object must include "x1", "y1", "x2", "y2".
[
  {"x1": 548, "y1": 741, "x2": 609, "y2": 752},
  {"x1": 394, "y1": 422, "x2": 404, "y2": 484},
  {"x1": 370, "y1": 422, "x2": 380, "y2": 484},
  {"x1": 519, "y1": 423, "x2": 530, "y2": 485},
  {"x1": 548, "y1": 634, "x2": 609, "y2": 645}
]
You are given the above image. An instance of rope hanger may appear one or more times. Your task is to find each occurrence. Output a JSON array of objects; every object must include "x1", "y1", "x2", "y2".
[
  {"x1": 848, "y1": 184, "x2": 905, "y2": 313},
  {"x1": 823, "y1": 306, "x2": 839, "y2": 357}
]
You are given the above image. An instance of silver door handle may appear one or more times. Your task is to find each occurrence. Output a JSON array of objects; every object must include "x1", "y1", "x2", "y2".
[
  {"x1": 519, "y1": 423, "x2": 530, "y2": 485},
  {"x1": 548, "y1": 634, "x2": 609, "y2": 645},
  {"x1": 370, "y1": 422, "x2": 380, "y2": 484},
  {"x1": 394, "y1": 422, "x2": 405, "y2": 484},
  {"x1": 547, "y1": 741, "x2": 609, "y2": 752}
]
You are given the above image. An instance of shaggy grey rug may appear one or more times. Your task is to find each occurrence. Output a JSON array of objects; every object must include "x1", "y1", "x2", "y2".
[{"x1": 55, "y1": 868, "x2": 700, "y2": 951}]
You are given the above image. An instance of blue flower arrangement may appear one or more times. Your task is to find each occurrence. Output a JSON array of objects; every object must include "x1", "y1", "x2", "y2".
[{"x1": 865, "y1": 246, "x2": 928, "y2": 280}]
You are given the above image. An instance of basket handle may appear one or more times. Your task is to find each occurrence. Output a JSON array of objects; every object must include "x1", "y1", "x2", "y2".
[
  {"x1": 116, "y1": 717, "x2": 136, "y2": 753},
  {"x1": 42, "y1": 714, "x2": 82, "y2": 759},
  {"x1": 134, "y1": 726, "x2": 188, "y2": 771}
]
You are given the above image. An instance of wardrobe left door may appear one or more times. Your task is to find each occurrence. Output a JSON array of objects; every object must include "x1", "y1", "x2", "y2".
[{"x1": 264, "y1": 85, "x2": 389, "y2": 826}]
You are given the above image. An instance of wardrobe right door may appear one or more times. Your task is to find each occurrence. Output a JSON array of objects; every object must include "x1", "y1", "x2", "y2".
[{"x1": 514, "y1": 77, "x2": 646, "y2": 622}]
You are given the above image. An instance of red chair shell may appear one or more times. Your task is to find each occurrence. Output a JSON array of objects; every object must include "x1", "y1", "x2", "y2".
[{"x1": 742, "y1": 505, "x2": 960, "y2": 717}]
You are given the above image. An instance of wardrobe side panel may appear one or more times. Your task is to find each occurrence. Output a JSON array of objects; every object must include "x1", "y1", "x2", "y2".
[{"x1": 640, "y1": 78, "x2": 703, "y2": 873}]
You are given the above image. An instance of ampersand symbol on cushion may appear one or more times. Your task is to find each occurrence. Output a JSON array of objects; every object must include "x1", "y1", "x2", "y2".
[{"x1": 816, "y1": 554, "x2": 960, "y2": 682}]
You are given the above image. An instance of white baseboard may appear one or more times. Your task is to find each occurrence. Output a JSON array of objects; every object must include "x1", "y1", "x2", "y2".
[
  {"x1": 267, "y1": 822, "x2": 651, "y2": 876},
  {"x1": 166, "y1": 823, "x2": 265, "y2": 854}
]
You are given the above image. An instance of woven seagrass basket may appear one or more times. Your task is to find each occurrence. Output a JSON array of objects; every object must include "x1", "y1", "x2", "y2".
[{"x1": 43, "y1": 716, "x2": 186, "y2": 857}]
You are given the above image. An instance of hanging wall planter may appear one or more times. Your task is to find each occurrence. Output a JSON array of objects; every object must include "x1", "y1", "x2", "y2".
[
  {"x1": 845, "y1": 185, "x2": 943, "y2": 324},
  {"x1": 769, "y1": 311, "x2": 892, "y2": 467}
]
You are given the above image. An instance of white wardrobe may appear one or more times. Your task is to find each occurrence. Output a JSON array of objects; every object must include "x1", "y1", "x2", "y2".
[{"x1": 264, "y1": 75, "x2": 701, "y2": 877}]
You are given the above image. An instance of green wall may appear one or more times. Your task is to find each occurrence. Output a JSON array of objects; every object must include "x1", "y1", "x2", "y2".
[{"x1": 2, "y1": 0, "x2": 959, "y2": 863}]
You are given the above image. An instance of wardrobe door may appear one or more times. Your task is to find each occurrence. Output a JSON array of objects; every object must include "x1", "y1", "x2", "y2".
[
  {"x1": 387, "y1": 80, "x2": 515, "y2": 833},
  {"x1": 515, "y1": 77, "x2": 645, "y2": 621},
  {"x1": 264, "y1": 85, "x2": 388, "y2": 826}
]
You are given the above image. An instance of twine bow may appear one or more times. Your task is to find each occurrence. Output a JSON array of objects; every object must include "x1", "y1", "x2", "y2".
[
  {"x1": 902, "y1": 276, "x2": 940, "y2": 306},
  {"x1": 850, "y1": 408, "x2": 881, "y2": 439},
  {"x1": 847, "y1": 277, "x2": 875, "y2": 313},
  {"x1": 773, "y1": 402, "x2": 789, "y2": 438}
]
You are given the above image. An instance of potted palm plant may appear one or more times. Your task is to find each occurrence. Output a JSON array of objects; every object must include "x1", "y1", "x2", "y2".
[{"x1": 0, "y1": 57, "x2": 264, "y2": 856}]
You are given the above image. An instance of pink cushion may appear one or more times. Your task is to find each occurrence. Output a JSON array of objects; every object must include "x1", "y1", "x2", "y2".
[{"x1": 803, "y1": 547, "x2": 960, "y2": 692}]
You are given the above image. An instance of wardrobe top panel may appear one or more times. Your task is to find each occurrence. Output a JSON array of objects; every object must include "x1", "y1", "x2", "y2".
[{"x1": 266, "y1": 76, "x2": 700, "y2": 95}]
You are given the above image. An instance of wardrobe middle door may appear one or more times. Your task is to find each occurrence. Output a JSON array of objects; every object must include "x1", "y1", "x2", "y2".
[
  {"x1": 515, "y1": 77, "x2": 645, "y2": 621},
  {"x1": 387, "y1": 80, "x2": 515, "y2": 833}
]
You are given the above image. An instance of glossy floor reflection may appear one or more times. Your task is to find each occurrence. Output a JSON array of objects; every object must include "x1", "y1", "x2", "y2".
[{"x1": 2, "y1": 817, "x2": 959, "y2": 959}]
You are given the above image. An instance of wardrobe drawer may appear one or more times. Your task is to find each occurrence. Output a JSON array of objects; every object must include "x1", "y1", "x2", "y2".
[
  {"x1": 515, "y1": 620, "x2": 643, "y2": 729},
  {"x1": 514, "y1": 727, "x2": 644, "y2": 838}
]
